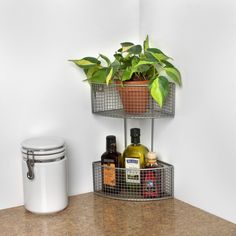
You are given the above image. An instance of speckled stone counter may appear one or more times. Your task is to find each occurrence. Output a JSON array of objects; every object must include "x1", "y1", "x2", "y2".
[{"x1": 0, "y1": 192, "x2": 235, "y2": 236}]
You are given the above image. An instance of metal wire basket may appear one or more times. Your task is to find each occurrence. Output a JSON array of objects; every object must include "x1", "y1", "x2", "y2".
[
  {"x1": 90, "y1": 82, "x2": 175, "y2": 119},
  {"x1": 92, "y1": 161, "x2": 174, "y2": 201}
]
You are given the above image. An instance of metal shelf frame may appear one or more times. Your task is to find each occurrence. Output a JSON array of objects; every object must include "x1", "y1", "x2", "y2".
[{"x1": 90, "y1": 82, "x2": 175, "y2": 201}]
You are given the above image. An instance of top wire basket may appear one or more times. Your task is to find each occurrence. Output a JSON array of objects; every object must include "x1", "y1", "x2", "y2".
[{"x1": 90, "y1": 82, "x2": 175, "y2": 119}]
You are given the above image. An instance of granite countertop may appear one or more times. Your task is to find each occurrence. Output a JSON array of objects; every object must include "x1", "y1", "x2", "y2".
[{"x1": 0, "y1": 192, "x2": 235, "y2": 236}]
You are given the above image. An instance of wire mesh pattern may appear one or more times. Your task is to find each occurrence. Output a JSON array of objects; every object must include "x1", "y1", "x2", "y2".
[
  {"x1": 90, "y1": 82, "x2": 175, "y2": 119},
  {"x1": 93, "y1": 161, "x2": 174, "y2": 201}
]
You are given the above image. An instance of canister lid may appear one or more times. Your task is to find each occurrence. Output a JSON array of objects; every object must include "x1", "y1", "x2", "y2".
[
  {"x1": 21, "y1": 136, "x2": 65, "y2": 161},
  {"x1": 21, "y1": 136, "x2": 65, "y2": 150}
]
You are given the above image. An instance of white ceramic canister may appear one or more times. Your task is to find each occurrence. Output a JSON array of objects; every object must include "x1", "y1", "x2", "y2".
[{"x1": 21, "y1": 136, "x2": 68, "y2": 214}]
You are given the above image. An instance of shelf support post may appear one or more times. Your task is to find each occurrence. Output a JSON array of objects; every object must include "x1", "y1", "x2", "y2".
[
  {"x1": 124, "y1": 118, "x2": 127, "y2": 148},
  {"x1": 151, "y1": 118, "x2": 154, "y2": 151}
]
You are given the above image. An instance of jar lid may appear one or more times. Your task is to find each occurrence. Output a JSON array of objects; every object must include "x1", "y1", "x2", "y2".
[{"x1": 21, "y1": 137, "x2": 65, "y2": 161}]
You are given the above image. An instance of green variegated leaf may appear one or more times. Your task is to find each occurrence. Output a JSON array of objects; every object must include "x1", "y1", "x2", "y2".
[
  {"x1": 159, "y1": 76, "x2": 170, "y2": 98},
  {"x1": 105, "y1": 67, "x2": 113, "y2": 85},
  {"x1": 164, "y1": 67, "x2": 182, "y2": 86},
  {"x1": 114, "y1": 53, "x2": 123, "y2": 63},
  {"x1": 127, "y1": 45, "x2": 142, "y2": 54},
  {"x1": 131, "y1": 57, "x2": 139, "y2": 67},
  {"x1": 151, "y1": 78, "x2": 163, "y2": 107},
  {"x1": 150, "y1": 76, "x2": 169, "y2": 107},
  {"x1": 121, "y1": 42, "x2": 134, "y2": 49},
  {"x1": 111, "y1": 59, "x2": 120, "y2": 66},
  {"x1": 99, "y1": 54, "x2": 111, "y2": 66},
  {"x1": 135, "y1": 60, "x2": 155, "y2": 67},
  {"x1": 162, "y1": 60, "x2": 174, "y2": 68},
  {"x1": 135, "y1": 64, "x2": 150, "y2": 73},
  {"x1": 120, "y1": 42, "x2": 134, "y2": 52},
  {"x1": 70, "y1": 57, "x2": 100, "y2": 68},
  {"x1": 89, "y1": 69, "x2": 107, "y2": 83},
  {"x1": 110, "y1": 60, "x2": 120, "y2": 73},
  {"x1": 143, "y1": 35, "x2": 149, "y2": 52},
  {"x1": 144, "y1": 51, "x2": 159, "y2": 63},
  {"x1": 120, "y1": 42, "x2": 142, "y2": 54},
  {"x1": 111, "y1": 59, "x2": 120, "y2": 71},
  {"x1": 132, "y1": 60, "x2": 153, "y2": 73},
  {"x1": 147, "y1": 48, "x2": 171, "y2": 61},
  {"x1": 121, "y1": 67, "x2": 133, "y2": 81},
  {"x1": 121, "y1": 42, "x2": 134, "y2": 47},
  {"x1": 86, "y1": 66, "x2": 100, "y2": 79}
]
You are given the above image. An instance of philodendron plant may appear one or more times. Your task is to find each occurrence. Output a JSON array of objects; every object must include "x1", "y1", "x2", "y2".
[{"x1": 70, "y1": 36, "x2": 181, "y2": 107}]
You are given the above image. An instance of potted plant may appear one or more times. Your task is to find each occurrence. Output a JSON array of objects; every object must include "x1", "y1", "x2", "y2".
[{"x1": 70, "y1": 36, "x2": 181, "y2": 113}]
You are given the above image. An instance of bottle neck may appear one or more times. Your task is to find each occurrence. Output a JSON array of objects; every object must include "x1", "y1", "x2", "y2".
[
  {"x1": 131, "y1": 136, "x2": 140, "y2": 145},
  {"x1": 107, "y1": 143, "x2": 117, "y2": 153}
]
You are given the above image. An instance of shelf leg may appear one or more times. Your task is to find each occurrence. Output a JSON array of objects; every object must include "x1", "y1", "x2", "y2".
[
  {"x1": 151, "y1": 118, "x2": 154, "y2": 151},
  {"x1": 124, "y1": 118, "x2": 127, "y2": 148}
]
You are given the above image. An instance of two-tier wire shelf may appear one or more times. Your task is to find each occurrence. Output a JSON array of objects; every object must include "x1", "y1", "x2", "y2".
[{"x1": 91, "y1": 82, "x2": 175, "y2": 201}]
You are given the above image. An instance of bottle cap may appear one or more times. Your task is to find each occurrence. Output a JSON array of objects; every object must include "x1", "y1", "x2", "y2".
[
  {"x1": 106, "y1": 135, "x2": 116, "y2": 142},
  {"x1": 106, "y1": 135, "x2": 116, "y2": 151},
  {"x1": 130, "y1": 128, "x2": 140, "y2": 137},
  {"x1": 146, "y1": 152, "x2": 158, "y2": 167},
  {"x1": 146, "y1": 152, "x2": 157, "y2": 160}
]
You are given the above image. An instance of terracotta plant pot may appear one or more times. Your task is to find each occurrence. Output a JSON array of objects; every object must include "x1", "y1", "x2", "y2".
[{"x1": 116, "y1": 80, "x2": 149, "y2": 113}]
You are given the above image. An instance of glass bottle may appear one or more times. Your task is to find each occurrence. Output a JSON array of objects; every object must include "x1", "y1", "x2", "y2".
[
  {"x1": 101, "y1": 135, "x2": 121, "y2": 193},
  {"x1": 122, "y1": 128, "x2": 149, "y2": 189},
  {"x1": 143, "y1": 152, "x2": 160, "y2": 198}
]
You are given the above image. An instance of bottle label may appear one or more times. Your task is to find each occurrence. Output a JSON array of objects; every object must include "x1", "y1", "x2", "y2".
[
  {"x1": 103, "y1": 163, "x2": 116, "y2": 186},
  {"x1": 143, "y1": 171, "x2": 158, "y2": 197},
  {"x1": 125, "y1": 158, "x2": 140, "y2": 183}
]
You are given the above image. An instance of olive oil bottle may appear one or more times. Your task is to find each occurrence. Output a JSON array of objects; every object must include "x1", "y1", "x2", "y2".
[
  {"x1": 101, "y1": 135, "x2": 121, "y2": 193},
  {"x1": 122, "y1": 128, "x2": 149, "y2": 188}
]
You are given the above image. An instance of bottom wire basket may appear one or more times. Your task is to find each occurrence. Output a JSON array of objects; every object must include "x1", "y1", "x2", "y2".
[{"x1": 92, "y1": 161, "x2": 174, "y2": 201}]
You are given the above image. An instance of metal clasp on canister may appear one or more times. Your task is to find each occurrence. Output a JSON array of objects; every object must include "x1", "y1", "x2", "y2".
[{"x1": 26, "y1": 150, "x2": 35, "y2": 180}]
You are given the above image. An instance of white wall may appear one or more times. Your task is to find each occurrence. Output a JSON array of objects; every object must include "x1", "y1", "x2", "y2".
[
  {"x1": 140, "y1": 0, "x2": 236, "y2": 223},
  {"x1": 0, "y1": 0, "x2": 139, "y2": 209}
]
